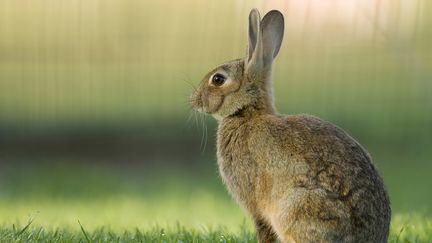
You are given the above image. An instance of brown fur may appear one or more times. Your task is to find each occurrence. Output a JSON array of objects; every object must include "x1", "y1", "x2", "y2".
[{"x1": 190, "y1": 9, "x2": 390, "y2": 243}]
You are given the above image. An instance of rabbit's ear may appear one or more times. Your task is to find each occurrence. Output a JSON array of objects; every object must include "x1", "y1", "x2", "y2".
[
  {"x1": 246, "y1": 8, "x2": 261, "y2": 63},
  {"x1": 246, "y1": 9, "x2": 284, "y2": 75},
  {"x1": 261, "y1": 10, "x2": 284, "y2": 65}
]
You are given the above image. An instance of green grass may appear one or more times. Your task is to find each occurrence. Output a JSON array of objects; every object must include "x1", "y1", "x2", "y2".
[
  {"x1": 0, "y1": 162, "x2": 250, "y2": 232},
  {"x1": 0, "y1": 160, "x2": 431, "y2": 242},
  {"x1": 0, "y1": 214, "x2": 431, "y2": 242},
  {"x1": 1, "y1": 223, "x2": 256, "y2": 243}
]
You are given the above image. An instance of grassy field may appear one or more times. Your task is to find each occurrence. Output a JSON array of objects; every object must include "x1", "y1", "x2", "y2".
[
  {"x1": 0, "y1": 159, "x2": 431, "y2": 242},
  {"x1": 1, "y1": 216, "x2": 432, "y2": 243}
]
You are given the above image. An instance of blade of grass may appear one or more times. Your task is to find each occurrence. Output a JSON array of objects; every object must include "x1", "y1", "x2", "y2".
[
  {"x1": 78, "y1": 220, "x2": 92, "y2": 243},
  {"x1": 16, "y1": 218, "x2": 34, "y2": 237}
]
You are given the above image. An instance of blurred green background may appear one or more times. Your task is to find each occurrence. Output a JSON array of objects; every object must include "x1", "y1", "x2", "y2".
[{"x1": 0, "y1": 0, "x2": 431, "y2": 236}]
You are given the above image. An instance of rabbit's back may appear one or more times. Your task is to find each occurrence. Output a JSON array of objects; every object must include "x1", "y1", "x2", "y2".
[{"x1": 245, "y1": 114, "x2": 390, "y2": 242}]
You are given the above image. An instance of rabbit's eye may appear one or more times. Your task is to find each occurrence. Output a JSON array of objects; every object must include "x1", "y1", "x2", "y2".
[{"x1": 211, "y1": 73, "x2": 226, "y2": 86}]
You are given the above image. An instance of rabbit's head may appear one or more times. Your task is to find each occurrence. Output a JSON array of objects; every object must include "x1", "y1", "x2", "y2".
[{"x1": 190, "y1": 9, "x2": 284, "y2": 120}]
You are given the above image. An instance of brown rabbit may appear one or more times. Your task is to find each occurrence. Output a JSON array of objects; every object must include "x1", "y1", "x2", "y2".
[{"x1": 190, "y1": 9, "x2": 390, "y2": 243}]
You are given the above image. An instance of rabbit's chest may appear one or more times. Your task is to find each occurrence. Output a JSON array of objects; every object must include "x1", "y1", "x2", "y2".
[{"x1": 216, "y1": 125, "x2": 258, "y2": 208}]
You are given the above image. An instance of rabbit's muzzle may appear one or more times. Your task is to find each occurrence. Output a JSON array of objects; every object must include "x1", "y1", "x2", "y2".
[
  {"x1": 190, "y1": 87, "x2": 224, "y2": 115},
  {"x1": 190, "y1": 90, "x2": 202, "y2": 111}
]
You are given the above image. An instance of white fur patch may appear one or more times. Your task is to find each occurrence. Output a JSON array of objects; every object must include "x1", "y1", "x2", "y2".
[{"x1": 212, "y1": 113, "x2": 224, "y2": 121}]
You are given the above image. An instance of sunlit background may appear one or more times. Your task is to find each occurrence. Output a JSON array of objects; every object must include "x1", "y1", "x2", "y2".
[{"x1": 0, "y1": 0, "x2": 431, "y2": 239}]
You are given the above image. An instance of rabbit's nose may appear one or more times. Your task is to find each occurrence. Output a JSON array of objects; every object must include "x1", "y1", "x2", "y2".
[{"x1": 190, "y1": 91, "x2": 203, "y2": 110}]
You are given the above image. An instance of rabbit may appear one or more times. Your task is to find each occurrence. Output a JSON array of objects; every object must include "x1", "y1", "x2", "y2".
[{"x1": 190, "y1": 9, "x2": 390, "y2": 243}]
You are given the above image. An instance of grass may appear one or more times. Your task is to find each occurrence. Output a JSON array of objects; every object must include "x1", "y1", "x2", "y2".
[
  {"x1": 0, "y1": 162, "x2": 249, "y2": 232},
  {"x1": 0, "y1": 160, "x2": 431, "y2": 242},
  {"x1": 1, "y1": 223, "x2": 256, "y2": 243},
  {"x1": 0, "y1": 214, "x2": 431, "y2": 242}
]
